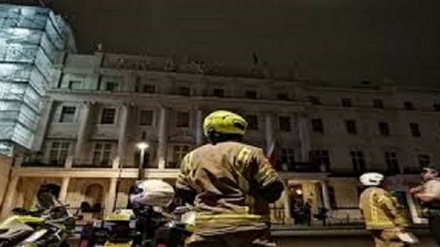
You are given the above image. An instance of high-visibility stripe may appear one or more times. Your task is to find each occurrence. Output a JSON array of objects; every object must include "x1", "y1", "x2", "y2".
[{"x1": 196, "y1": 213, "x2": 263, "y2": 225}]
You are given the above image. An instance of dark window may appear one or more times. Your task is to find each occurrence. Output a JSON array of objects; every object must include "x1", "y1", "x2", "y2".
[
  {"x1": 176, "y1": 111, "x2": 190, "y2": 128},
  {"x1": 245, "y1": 115, "x2": 258, "y2": 130},
  {"x1": 168, "y1": 145, "x2": 190, "y2": 168},
  {"x1": 385, "y1": 152, "x2": 399, "y2": 174},
  {"x1": 93, "y1": 143, "x2": 112, "y2": 166},
  {"x1": 418, "y1": 154, "x2": 431, "y2": 168},
  {"x1": 279, "y1": 116, "x2": 291, "y2": 132},
  {"x1": 351, "y1": 150, "x2": 366, "y2": 173},
  {"x1": 178, "y1": 87, "x2": 191, "y2": 96},
  {"x1": 277, "y1": 93, "x2": 289, "y2": 100},
  {"x1": 379, "y1": 122, "x2": 390, "y2": 136},
  {"x1": 308, "y1": 96, "x2": 321, "y2": 105},
  {"x1": 105, "y1": 82, "x2": 118, "y2": 92},
  {"x1": 309, "y1": 149, "x2": 331, "y2": 172},
  {"x1": 311, "y1": 119, "x2": 324, "y2": 134},
  {"x1": 139, "y1": 110, "x2": 153, "y2": 126},
  {"x1": 341, "y1": 98, "x2": 352, "y2": 107},
  {"x1": 373, "y1": 99, "x2": 384, "y2": 109},
  {"x1": 101, "y1": 108, "x2": 116, "y2": 124},
  {"x1": 245, "y1": 90, "x2": 258, "y2": 99},
  {"x1": 409, "y1": 123, "x2": 421, "y2": 137},
  {"x1": 143, "y1": 84, "x2": 156, "y2": 94},
  {"x1": 345, "y1": 120, "x2": 357, "y2": 135},
  {"x1": 434, "y1": 104, "x2": 440, "y2": 111},
  {"x1": 49, "y1": 142, "x2": 69, "y2": 166},
  {"x1": 213, "y1": 88, "x2": 225, "y2": 97},
  {"x1": 328, "y1": 186, "x2": 337, "y2": 209},
  {"x1": 280, "y1": 148, "x2": 295, "y2": 165},
  {"x1": 59, "y1": 106, "x2": 76, "y2": 123},
  {"x1": 404, "y1": 101, "x2": 414, "y2": 110}
]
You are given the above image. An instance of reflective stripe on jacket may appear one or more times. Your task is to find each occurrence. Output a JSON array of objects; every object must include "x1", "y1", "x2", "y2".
[
  {"x1": 176, "y1": 141, "x2": 284, "y2": 235},
  {"x1": 359, "y1": 187, "x2": 408, "y2": 230}
]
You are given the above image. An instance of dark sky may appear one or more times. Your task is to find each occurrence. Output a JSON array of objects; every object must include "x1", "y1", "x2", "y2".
[{"x1": 46, "y1": 0, "x2": 440, "y2": 85}]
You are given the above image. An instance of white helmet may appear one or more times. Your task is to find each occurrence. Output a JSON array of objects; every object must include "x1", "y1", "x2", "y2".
[
  {"x1": 359, "y1": 172, "x2": 384, "y2": 186},
  {"x1": 129, "y1": 179, "x2": 175, "y2": 207}
]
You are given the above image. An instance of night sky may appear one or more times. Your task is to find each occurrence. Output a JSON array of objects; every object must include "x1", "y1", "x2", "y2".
[{"x1": 25, "y1": 1, "x2": 440, "y2": 85}]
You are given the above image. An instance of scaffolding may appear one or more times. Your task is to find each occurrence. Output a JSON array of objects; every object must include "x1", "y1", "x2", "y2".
[{"x1": 0, "y1": 4, "x2": 76, "y2": 155}]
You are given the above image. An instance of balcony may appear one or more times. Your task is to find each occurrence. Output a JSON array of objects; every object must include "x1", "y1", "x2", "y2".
[
  {"x1": 72, "y1": 159, "x2": 112, "y2": 168},
  {"x1": 21, "y1": 158, "x2": 65, "y2": 168},
  {"x1": 276, "y1": 162, "x2": 330, "y2": 173}
]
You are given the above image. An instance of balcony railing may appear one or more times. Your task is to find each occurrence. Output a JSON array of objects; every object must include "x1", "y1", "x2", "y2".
[
  {"x1": 276, "y1": 162, "x2": 330, "y2": 173},
  {"x1": 72, "y1": 159, "x2": 112, "y2": 168},
  {"x1": 21, "y1": 159, "x2": 65, "y2": 167}
]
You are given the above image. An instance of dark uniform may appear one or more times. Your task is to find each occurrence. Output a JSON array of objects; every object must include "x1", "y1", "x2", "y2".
[{"x1": 176, "y1": 141, "x2": 284, "y2": 247}]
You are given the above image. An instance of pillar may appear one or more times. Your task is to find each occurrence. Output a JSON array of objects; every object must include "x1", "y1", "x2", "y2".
[
  {"x1": 196, "y1": 109, "x2": 203, "y2": 146},
  {"x1": 298, "y1": 114, "x2": 311, "y2": 162},
  {"x1": 265, "y1": 113, "x2": 274, "y2": 154},
  {"x1": 59, "y1": 177, "x2": 70, "y2": 203},
  {"x1": 32, "y1": 98, "x2": 54, "y2": 151},
  {"x1": 117, "y1": 104, "x2": 129, "y2": 167},
  {"x1": 106, "y1": 178, "x2": 117, "y2": 213},
  {"x1": 75, "y1": 102, "x2": 92, "y2": 160},
  {"x1": 283, "y1": 189, "x2": 293, "y2": 224},
  {"x1": 0, "y1": 176, "x2": 19, "y2": 220},
  {"x1": 157, "y1": 107, "x2": 169, "y2": 169},
  {"x1": 320, "y1": 180, "x2": 331, "y2": 210}
]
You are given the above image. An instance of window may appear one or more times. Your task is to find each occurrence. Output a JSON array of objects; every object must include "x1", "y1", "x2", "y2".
[
  {"x1": 341, "y1": 98, "x2": 352, "y2": 107},
  {"x1": 93, "y1": 143, "x2": 112, "y2": 166},
  {"x1": 49, "y1": 142, "x2": 69, "y2": 166},
  {"x1": 373, "y1": 99, "x2": 384, "y2": 109},
  {"x1": 379, "y1": 122, "x2": 390, "y2": 136},
  {"x1": 309, "y1": 150, "x2": 331, "y2": 172},
  {"x1": 280, "y1": 148, "x2": 295, "y2": 165},
  {"x1": 404, "y1": 101, "x2": 414, "y2": 110},
  {"x1": 178, "y1": 87, "x2": 191, "y2": 96},
  {"x1": 105, "y1": 82, "x2": 118, "y2": 92},
  {"x1": 409, "y1": 123, "x2": 421, "y2": 137},
  {"x1": 277, "y1": 93, "x2": 289, "y2": 100},
  {"x1": 213, "y1": 88, "x2": 225, "y2": 97},
  {"x1": 327, "y1": 186, "x2": 337, "y2": 209},
  {"x1": 385, "y1": 152, "x2": 399, "y2": 174},
  {"x1": 350, "y1": 150, "x2": 366, "y2": 173},
  {"x1": 345, "y1": 120, "x2": 357, "y2": 135},
  {"x1": 308, "y1": 96, "x2": 321, "y2": 105},
  {"x1": 139, "y1": 110, "x2": 153, "y2": 126},
  {"x1": 143, "y1": 84, "x2": 156, "y2": 94},
  {"x1": 311, "y1": 118, "x2": 324, "y2": 134},
  {"x1": 279, "y1": 116, "x2": 291, "y2": 132},
  {"x1": 170, "y1": 145, "x2": 190, "y2": 168},
  {"x1": 245, "y1": 115, "x2": 258, "y2": 130},
  {"x1": 245, "y1": 90, "x2": 257, "y2": 99},
  {"x1": 434, "y1": 104, "x2": 440, "y2": 111},
  {"x1": 68, "y1": 80, "x2": 81, "y2": 90},
  {"x1": 59, "y1": 106, "x2": 76, "y2": 123},
  {"x1": 418, "y1": 154, "x2": 431, "y2": 168},
  {"x1": 100, "y1": 108, "x2": 116, "y2": 124},
  {"x1": 176, "y1": 111, "x2": 190, "y2": 128}
]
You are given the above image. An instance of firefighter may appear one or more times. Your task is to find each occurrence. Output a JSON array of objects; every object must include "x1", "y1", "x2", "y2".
[
  {"x1": 410, "y1": 165, "x2": 440, "y2": 245},
  {"x1": 359, "y1": 172, "x2": 409, "y2": 247},
  {"x1": 175, "y1": 110, "x2": 285, "y2": 247}
]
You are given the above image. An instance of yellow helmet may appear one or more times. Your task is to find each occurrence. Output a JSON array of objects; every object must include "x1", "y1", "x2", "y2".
[{"x1": 203, "y1": 110, "x2": 248, "y2": 137}]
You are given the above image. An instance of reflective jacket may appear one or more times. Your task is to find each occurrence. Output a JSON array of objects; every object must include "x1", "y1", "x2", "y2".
[
  {"x1": 359, "y1": 187, "x2": 408, "y2": 230},
  {"x1": 175, "y1": 141, "x2": 285, "y2": 236}
]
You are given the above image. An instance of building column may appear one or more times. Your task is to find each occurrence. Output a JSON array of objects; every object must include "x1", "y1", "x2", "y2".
[
  {"x1": 59, "y1": 177, "x2": 70, "y2": 203},
  {"x1": 265, "y1": 113, "x2": 274, "y2": 154},
  {"x1": 283, "y1": 189, "x2": 293, "y2": 224},
  {"x1": 298, "y1": 114, "x2": 311, "y2": 162},
  {"x1": 196, "y1": 109, "x2": 203, "y2": 146},
  {"x1": 32, "y1": 98, "x2": 54, "y2": 151},
  {"x1": 157, "y1": 107, "x2": 169, "y2": 169},
  {"x1": 116, "y1": 104, "x2": 129, "y2": 168},
  {"x1": 106, "y1": 178, "x2": 117, "y2": 213},
  {"x1": 0, "y1": 176, "x2": 19, "y2": 220},
  {"x1": 320, "y1": 180, "x2": 331, "y2": 210},
  {"x1": 75, "y1": 102, "x2": 92, "y2": 161}
]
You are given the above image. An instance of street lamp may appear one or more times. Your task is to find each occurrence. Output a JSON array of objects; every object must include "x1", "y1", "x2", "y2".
[{"x1": 136, "y1": 142, "x2": 149, "y2": 180}]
